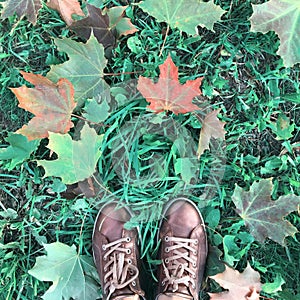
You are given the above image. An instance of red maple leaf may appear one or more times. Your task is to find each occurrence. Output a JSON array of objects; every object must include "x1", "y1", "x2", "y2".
[{"x1": 137, "y1": 55, "x2": 203, "y2": 115}]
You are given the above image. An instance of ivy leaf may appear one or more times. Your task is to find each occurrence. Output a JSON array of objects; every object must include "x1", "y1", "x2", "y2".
[
  {"x1": 197, "y1": 109, "x2": 226, "y2": 158},
  {"x1": 29, "y1": 242, "x2": 100, "y2": 300},
  {"x1": 250, "y1": 0, "x2": 300, "y2": 67},
  {"x1": 46, "y1": 0, "x2": 85, "y2": 26},
  {"x1": 1, "y1": 0, "x2": 42, "y2": 24},
  {"x1": 209, "y1": 263, "x2": 262, "y2": 300},
  {"x1": 138, "y1": 0, "x2": 225, "y2": 34},
  {"x1": 232, "y1": 179, "x2": 300, "y2": 245},
  {"x1": 106, "y1": 6, "x2": 138, "y2": 37},
  {"x1": 70, "y1": 4, "x2": 116, "y2": 48},
  {"x1": 37, "y1": 124, "x2": 103, "y2": 184},
  {"x1": 47, "y1": 33, "x2": 110, "y2": 107},
  {"x1": 137, "y1": 55, "x2": 202, "y2": 115},
  {"x1": 0, "y1": 134, "x2": 40, "y2": 170},
  {"x1": 11, "y1": 72, "x2": 76, "y2": 140}
]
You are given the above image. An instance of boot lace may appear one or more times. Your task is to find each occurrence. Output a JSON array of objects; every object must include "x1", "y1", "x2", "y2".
[
  {"x1": 162, "y1": 236, "x2": 198, "y2": 292},
  {"x1": 102, "y1": 237, "x2": 139, "y2": 300}
]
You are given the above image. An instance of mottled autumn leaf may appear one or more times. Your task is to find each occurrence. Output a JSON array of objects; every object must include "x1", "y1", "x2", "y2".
[
  {"x1": 47, "y1": 0, "x2": 84, "y2": 26},
  {"x1": 209, "y1": 263, "x2": 262, "y2": 300},
  {"x1": 1, "y1": 0, "x2": 42, "y2": 24},
  {"x1": 106, "y1": 6, "x2": 138, "y2": 37},
  {"x1": 232, "y1": 179, "x2": 300, "y2": 245},
  {"x1": 70, "y1": 4, "x2": 116, "y2": 48},
  {"x1": 11, "y1": 72, "x2": 76, "y2": 140},
  {"x1": 197, "y1": 109, "x2": 226, "y2": 158},
  {"x1": 137, "y1": 55, "x2": 202, "y2": 115}
]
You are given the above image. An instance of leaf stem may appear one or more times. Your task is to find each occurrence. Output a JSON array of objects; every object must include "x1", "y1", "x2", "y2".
[{"x1": 159, "y1": 24, "x2": 170, "y2": 57}]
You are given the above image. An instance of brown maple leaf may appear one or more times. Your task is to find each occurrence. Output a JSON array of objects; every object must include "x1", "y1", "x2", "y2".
[
  {"x1": 209, "y1": 263, "x2": 262, "y2": 300},
  {"x1": 70, "y1": 4, "x2": 116, "y2": 48},
  {"x1": 1, "y1": 0, "x2": 42, "y2": 25},
  {"x1": 197, "y1": 109, "x2": 226, "y2": 158},
  {"x1": 137, "y1": 55, "x2": 203, "y2": 115},
  {"x1": 47, "y1": 0, "x2": 84, "y2": 26},
  {"x1": 11, "y1": 72, "x2": 76, "y2": 140}
]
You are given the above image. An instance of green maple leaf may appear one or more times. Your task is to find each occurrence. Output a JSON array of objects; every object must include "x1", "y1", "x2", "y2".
[
  {"x1": 82, "y1": 97, "x2": 110, "y2": 123},
  {"x1": 29, "y1": 242, "x2": 100, "y2": 300},
  {"x1": 1, "y1": 0, "x2": 42, "y2": 24},
  {"x1": 138, "y1": 0, "x2": 225, "y2": 34},
  {"x1": 47, "y1": 33, "x2": 110, "y2": 107},
  {"x1": 232, "y1": 179, "x2": 300, "y2": 245},
  {"x1": 37, "y1": 124, "x2": 103, "y2": 184},
  {"x1": 0, "y1": 134, "x2": 40, "y2": 170},
  {"x1": 250, "y1": 0, "x2": 300, "y2": 67}
]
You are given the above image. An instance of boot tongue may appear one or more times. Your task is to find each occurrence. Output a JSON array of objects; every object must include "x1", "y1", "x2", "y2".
[
  {"x1": 114, "y1": 294, "x2": 140, "y2": 300},
  {"x1": 158, "y1": 292, "x2": 193, "y2": 300}
]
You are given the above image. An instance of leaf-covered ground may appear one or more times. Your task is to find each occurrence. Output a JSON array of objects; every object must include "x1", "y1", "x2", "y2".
[{"x1": 0, "y1": 0, "x2": 300, "y2": 299}]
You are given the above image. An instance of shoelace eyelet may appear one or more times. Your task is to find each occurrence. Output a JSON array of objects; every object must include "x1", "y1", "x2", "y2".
[
  {"x1": 132, "y1": 281, "x2": 136, "y2": 286},
  {"x1": 126, "y1": 248, "x2": 131, "y2": 254},
  {"x1": 194, "y1": 239, "x2": 198, "y2": 245},
  {"x1": 164, "y1": 236, "x2": 169, "y2": 242},
  {"x1": 128, "y1": 259, "x2": 132, "y2": 264},
  {"x1": 102, "y1": 244, "x2": 106, "y2": 251},
  {"x1": 165, "y1": 247, "x2": 169, "y2": 253},
  {"x1": 126, "y1": 236, "x2": 131, "y2": 242},
  {"x1": 192, "y1": 262, "x2": 196, "y2": 267},
  {"x1": 165, "y1": 258, "x2": 169, "y2": 264},
  {"x1": 193, "y1": 250, "x2": 197, "y2": 255}
]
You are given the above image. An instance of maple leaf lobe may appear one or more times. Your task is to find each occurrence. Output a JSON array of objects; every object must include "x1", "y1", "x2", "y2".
[
  {"x1": 70, "y1": 4, "x2": 116, "y2": 48},
  {"x1": 11, "y1": 71, "x2": 76, "y2": 140},
  {"x1": 47, "y1": 0, "x2": 85, "y2": 26},
  {"x1": 137, "y1": 55, "x2": 203, "y2": 115}
]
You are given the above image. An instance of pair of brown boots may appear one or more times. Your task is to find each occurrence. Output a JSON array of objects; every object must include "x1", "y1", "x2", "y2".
[{"x1": 92, "y1": 198, "x2": 208, "y2": 300}]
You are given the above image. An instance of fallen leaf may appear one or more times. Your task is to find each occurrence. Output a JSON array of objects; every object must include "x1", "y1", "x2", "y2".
[
  {"x1": 250, "y1": 0, "x2": 300, "y2": 67},
  {"x1": 137, "y1": 55, "x2": 202, "y2": 115},
  {"x1": 70, "y1": 4, "x2": 116, "y2": 48},
  {"x1": 197, "y1": 109, "x2": 226, "y2": 158},
  {"x1": 82, "y1": 97, "x2": 110, "y2": 123},
  {"x1": 209, "y1": 263, "x2": 262, "y2": 300},
  {"x1": 0, "y1": 134, "x2": 40, "y2": 170},
  {"x1": 138, "y1": 0, "x2": 225, "y2": 34},
  {"x1": 1, "y1": 0, "x2": 42, "y2": 24},
  {"x1": 29, "y1": 242, "x2": 100, "y2": 300},
  {"x1": 37, "y1": 123, "x2": 103, "y2": 184},
  {"x1": 106, "y1": 6, "x2": 138, "y2": 37},
  {"x1": 232, "y1": 178, "x2": 300, "y2": 245},
  {"x1": 47, "y1": 0, "x2": 85, "y2": 26},
  {"x1": 11, "y1": 72, "x2": 76, "y2": 140},
  {"x1": 47, "y1": 33, "x2": 110, "y2": 107}
]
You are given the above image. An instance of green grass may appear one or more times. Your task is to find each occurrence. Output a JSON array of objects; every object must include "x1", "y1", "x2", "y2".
[{"x1": 1, "y1": 0, "x2": 300, "y2": 299}]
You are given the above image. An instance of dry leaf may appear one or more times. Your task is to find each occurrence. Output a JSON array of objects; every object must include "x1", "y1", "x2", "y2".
[
  {"x1": 209, "y1": 263, "x2": 262, "y2": 300},
  {"x1": 197, "y1": 109, "x2": 226, "y2": 158}
]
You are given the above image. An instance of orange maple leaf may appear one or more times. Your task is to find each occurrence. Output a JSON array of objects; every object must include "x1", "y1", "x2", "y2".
[
  {"x1": 137, "y1": 55, "x2": 203, "y2": 115},
  {"x1": 11, "y1": 72, "x2": 76, "y2": 140},
  {"x1": 47, "y1": 0, "x2": 85, "y2": 26},
  {"x1": 209, "y1": 263, "x2": 262, "y2": 300}
]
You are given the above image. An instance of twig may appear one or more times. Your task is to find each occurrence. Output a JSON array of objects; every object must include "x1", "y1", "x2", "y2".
[{"x1": 159, "y1": 25, "x2": 170, "y2": 57}]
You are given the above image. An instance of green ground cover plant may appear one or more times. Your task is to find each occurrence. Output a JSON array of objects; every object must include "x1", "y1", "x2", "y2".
[{"x1": 0, "y1": 0, "x2": 299, "y2": 299}]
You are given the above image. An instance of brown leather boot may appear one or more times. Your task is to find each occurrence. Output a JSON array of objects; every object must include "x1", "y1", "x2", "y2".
[
  {"x1": 155, "y1": 198, "x2": 207, "y2": 300},
  {"x1": 92, "y1": 202, "x2": 146, "y2": 300}
]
